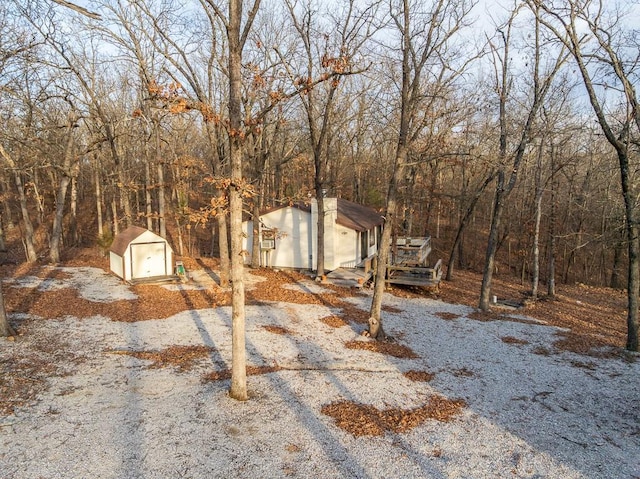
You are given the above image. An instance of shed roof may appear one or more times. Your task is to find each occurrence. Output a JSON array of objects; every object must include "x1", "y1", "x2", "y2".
[
  {"x1": 110, "y1": 226, "x2": 157, "y2": 256},
  {"x1": 335, "y1": 198, "x2": 384, "y2": 232}
]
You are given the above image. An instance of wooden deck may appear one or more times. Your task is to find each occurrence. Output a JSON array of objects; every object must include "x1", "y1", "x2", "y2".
[
  {"x1": 387, "y1": 237, "x2": 442, "y2": 287},
  {"x1": 325, "y1": 237, "x2": 443, "y2": 289},
  {"x1": 392, "y1": 237, "x2": 432, "y2": 266},
  {"x1": 326, "y1": 267, "x2": 374, "y2": 288},
  {"x1": 386, "y1": 259, "x2": 443, "y2": 287}
]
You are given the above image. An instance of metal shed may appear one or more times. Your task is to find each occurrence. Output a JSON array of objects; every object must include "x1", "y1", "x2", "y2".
[{"x1": 109, "y1": 226, "x2": 174, "y2": 282}]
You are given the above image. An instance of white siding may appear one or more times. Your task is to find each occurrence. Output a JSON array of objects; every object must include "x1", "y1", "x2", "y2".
[
  {"x1": 110, "y1": 229, "x2": 174, "y2": 281},
  {"x1": 333, "y1": 224, "x2": 358, "y2": 269},
  {"x1": 109, "y1": 251, "x2": 124, "y2": 279},
  {"x1": 242, "y1": 198, "x2": 380, "y2": 272},
  {"x1": 243, "y1": 207, "x2": 313, "y2": 269},
  {"x1": 131, "y1": 242, "x2": 168, "y2": 278}
]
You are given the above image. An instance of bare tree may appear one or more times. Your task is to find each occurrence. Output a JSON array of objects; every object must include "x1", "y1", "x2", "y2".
[
  {"x1": 0, "y1": 0, "x2": 97, "y2": 337},
  {"x1": 369, "y1": 0, "x2": 477, "y2": 339},
  {"x1": 529, "y1": 94, "x2": 575, "y2": 299},
  {"x1": 129, "y1": 0, "x2": 239, "y2": 285},
  {"x1": 283, "y1": 0, "x2": 378, "y2": 278},
  {"x1": 0, "y1": 4, "x2": 40, "y2": 264},
  {"x1": 531, "y1": 0, "x2": 640, "y2": 350},
  {"x1": 49, "y1": 111, "x2": 80, "y2": 264},
  {"x1": 478, "y1": 2, "x2": 568, "y2": 310}
]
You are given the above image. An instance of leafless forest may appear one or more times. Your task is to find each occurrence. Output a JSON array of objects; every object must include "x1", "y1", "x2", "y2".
[{"x1": 0, "y1": 0, "x2": 638, "y2": 350}]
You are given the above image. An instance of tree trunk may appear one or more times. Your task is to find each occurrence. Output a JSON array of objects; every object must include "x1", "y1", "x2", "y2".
[
  {"x1": 1, "y1": 178, "x2": 13, "y2": 230},
  {"x1": 227, "y1": 0, "x2": 256, "y2": 401},
  {"x1": 316, "y1": 194, "x2": 325, "y2": 277},
  {"x1": 0, "y1": 138, "x2": 38, "y2": 263},
  {"x1": 479, "y1": 170, "x2": 505, "y2": 310},
  {"x1": 369, "y1": 147, "x2": 407, "y2": 339},
  {"x1": 2, "y1": 144, "x2": 35, "y2": 255},
  {"x1": 176, "y1": 219, "x2": 184, "y2": 256},
  {"x1": 618, "y1": 151, "x2": 639, "y2": 350},
  {"x1": 145, "y1": 161, "x2": 153, "y2": 231},
  {"x1": 95, "y1": 165, "x2": 104, "y2": 238},
  {"x1": 32, "y1": 169, "x2": 45, "y2": 226},
  {"x1": 547, "y1": 239, "x2": 556, "y2": 296},
  {"x1": 0, "y1": 215, "x2": 5, "y2": 252},
  {"x1": 251, "y1": 200, "x2": 261, "y2": 268},
  {"x1": 547, "y1": 144, "x2": 557, "y2": 297},
  {"x1": 14, "y1": 171, "x2": 37, "y2": 262},
  {"x1": 49, "y1": 174, "x2": 71, "y2": 264},
  {"x1": 50, "y1": 122, "x2": 76, "y2": 263},
  {"x1": 157, "y1": 161, "x2": 166, "y2": 239},
  {"x1": 0, "y1": 285, "x2": 15, "y2": 337},
  {"x1": 118, "y1": 168, "x2": 132, "y2": 230},
  {"x1": 70, "y1": 175, "x2": 78, "y2": 245},
  {"x1": 531, "y1": 141, "x2": 544, "y2": 299},
  {"x1": 217, "y1": 214, "x2": 230, "y2": 287},
  {"x1": 610, "y1": 240, "x2": 623, "y2": 289},
  {"x1": 111, "y1": 198, "x2": 119, "y2": 236}
]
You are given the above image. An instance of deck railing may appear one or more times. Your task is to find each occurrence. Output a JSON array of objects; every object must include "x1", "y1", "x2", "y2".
[{"x1": 393, "y1": 236, "x2": 431, "y2": 266}]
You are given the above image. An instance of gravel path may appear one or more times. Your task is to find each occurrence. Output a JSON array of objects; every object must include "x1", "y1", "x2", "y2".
[{"x1": 1, "y1": 267, "x2": 639, "y2": 478}]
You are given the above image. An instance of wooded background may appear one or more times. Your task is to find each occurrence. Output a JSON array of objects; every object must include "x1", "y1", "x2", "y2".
[{"x1": 0, "y1": 0, "x2": 637, "y2": 294}]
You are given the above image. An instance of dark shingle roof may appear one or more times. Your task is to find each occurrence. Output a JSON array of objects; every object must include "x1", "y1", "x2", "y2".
[
  {"x1": 336, "y1": 198, "x2": 384, "y2": 232},
  {"x1": 109, "y1": 226, "x2": 150, "y2": 256},
  {"x1": 260, "y1": 201, "x2": 311, "y2": 216},
  {"x1": 259, "y1": 198, "x2": 383, "y2": 232}
]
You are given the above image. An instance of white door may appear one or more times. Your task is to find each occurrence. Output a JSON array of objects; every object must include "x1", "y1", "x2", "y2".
[{"x1": 130, "y1": 242, "x2": 166, "y2": 278}]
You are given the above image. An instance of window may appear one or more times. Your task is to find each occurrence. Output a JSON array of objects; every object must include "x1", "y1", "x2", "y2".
[{"x1": 261, "y1": 229, "x2": 276, "y2": 250}]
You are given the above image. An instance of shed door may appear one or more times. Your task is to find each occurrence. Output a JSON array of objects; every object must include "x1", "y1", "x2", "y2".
[{"x1": 130, "y1": 242, "x2": 167, "y2": 278}]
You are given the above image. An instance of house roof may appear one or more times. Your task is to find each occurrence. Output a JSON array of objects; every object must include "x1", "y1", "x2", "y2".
[
  {"x1": 256, "y1": 198, "x2": 383, "y2": 232},
  {"x1": 110, "y1": 226, "x2": 157, "y2": 256},
  {"x1": 260, "y1": 201, "x2": 311, "y2": 217},
  {"x1": 335, "y1": 198, "x2": 384, "y2": 232}
]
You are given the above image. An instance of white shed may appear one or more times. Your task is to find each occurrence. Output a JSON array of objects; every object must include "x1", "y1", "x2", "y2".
[{"x1": 109, "y1": 226, "x2": 174, "y2": 281}]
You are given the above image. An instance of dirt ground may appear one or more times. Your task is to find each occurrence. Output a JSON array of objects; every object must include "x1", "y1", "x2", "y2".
[
  {"x1": 0, "y1": 244, "x2": 632, "y2": 419},
  {"x1": 2, "y1": 247, "x2": 630, "y2": 355},
  {"x1": 1, "y1": 247, "x2": 637, "y2": 479},
  {"x1": 1, "y1": 249, "x2": 638, "y2": 479}
]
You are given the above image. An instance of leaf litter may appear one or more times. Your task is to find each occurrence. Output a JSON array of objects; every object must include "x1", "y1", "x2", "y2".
[{"x1": 0, "y1": 261, "x2": 638, "y2": 478}]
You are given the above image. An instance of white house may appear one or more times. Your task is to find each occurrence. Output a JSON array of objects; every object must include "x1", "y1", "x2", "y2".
[
  {"x1": 242, "y1": 198, "x2": 384, "y2": 271},
  {"x1": 109, "y1": 226, "x2": 174, "y2": 281}
]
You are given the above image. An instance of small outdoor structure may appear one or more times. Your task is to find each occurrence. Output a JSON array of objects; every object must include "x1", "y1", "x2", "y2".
[
  {"x1": 242, "y1": 198, "x2": 384, "y2": 275},
  {"x1": 386, "y1": 236, "x2": 443, "y2": 287},
  {"x1": 109, "y1": 226, "x2": 174, "y2": 282}
]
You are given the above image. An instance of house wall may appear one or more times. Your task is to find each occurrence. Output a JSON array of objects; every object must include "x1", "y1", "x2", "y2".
[
  {"x1": 242, "y1": 198, "x2": 380, "y2": 272},
  {"x1": 333, "y1": 224, "x2": 358, "y2": 269},
  {"x1": 311, "y1": 198, "x2": 340, "y2": 271},
  {"x1": 243, "y1": 207, "x2": 313, "y2": 269}
]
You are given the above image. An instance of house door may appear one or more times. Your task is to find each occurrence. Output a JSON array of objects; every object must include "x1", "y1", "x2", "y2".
[
  {"x1": 130, "y1": 242, "x2": 167, "y2": 278},
  {"x1": 360, "y1": 231, "x2": 368, "y2": 260}
]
